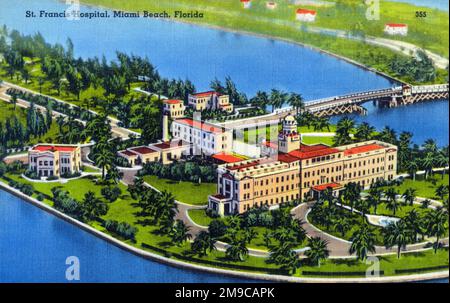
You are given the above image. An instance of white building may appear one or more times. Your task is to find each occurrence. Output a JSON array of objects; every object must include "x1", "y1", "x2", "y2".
[
  {"x1": 188, "y1": 91, "x2": 233, "y2": 113},
  {"x1": 171, "y1": 118, "x2": 233, "y2": 156},
  {"x1": 240, "y1": 0, "x2": 252, "y2": 9},
  {"x1": 384, "y1": 23, "x2": 408, "y2": 36},
  {"x1": 296, "y1": 8, "x2": 316, "y2": 22},
  {"x1": 28, "y1": 144, "x2": 82, "y2": 178}
]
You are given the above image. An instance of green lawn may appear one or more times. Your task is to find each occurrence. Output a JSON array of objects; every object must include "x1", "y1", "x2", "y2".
[
  {"x1": 143, "y1": 175, "x2": 215, "y2": 205},
  {"x1": 302, "y1": 135, "x2": 334, "y2": 146},
  {"x1": 1, "y1": 172, "x2": 448, "y2": 277},
  {"x1": 0, "y1": 101, "x2": 60, "y2": 146},
  {"x1": 187, "y1": 209, "x2": 214, "y2": 226},
  {"x1": 379, "y1": 173, "x2": 449, "y2": 201}
]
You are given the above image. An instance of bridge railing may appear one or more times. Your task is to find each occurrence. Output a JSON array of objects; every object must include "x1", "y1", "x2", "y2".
[{"x1": 412, "y1": 84, "x2": 449, "y2": 94}]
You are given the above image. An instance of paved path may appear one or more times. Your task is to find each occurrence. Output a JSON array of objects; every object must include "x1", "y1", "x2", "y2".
[{"x1": 292, "y1": 201, "x2": 449, "y2": 258}]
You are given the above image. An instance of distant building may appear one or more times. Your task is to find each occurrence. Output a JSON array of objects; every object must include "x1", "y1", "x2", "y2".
[
  {"x1": 163, "y1": 99, "x2": 185, "y2": 119},
  {"x1": 28, "y1": 144, "x2": 81, "y2": 178},
  {"x1": 171, "y1": 118, "x2": 233, "y2": 156},
  {"x1": 266, "y1": 2, "x2": 277, "y2": 9},
  {"x1": 188, "y1": 91, "x2": 234, "y2": 113},
  {"x1": 118, "y1": 140, "x2": 190, "y2": 166},
  {"x1": 384, "y1": 23, "x2": 408, "y2": 36},
  {"x1": 208, "y1": 115, "x2": 398, "y2": 216},
  {"x1": 240, "y1": 0, "x2": 252, "y2": 9},
  {"x1": 296, "y1": 8, "x2": 317, "y2": 22}
]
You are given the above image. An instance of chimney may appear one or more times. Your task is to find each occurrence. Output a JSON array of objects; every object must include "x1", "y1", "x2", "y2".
[{"x1": 162, "y1": 114, "x2": 169, "y2": 142}]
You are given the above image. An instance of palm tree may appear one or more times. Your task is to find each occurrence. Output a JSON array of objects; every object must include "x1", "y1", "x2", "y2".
[
  {"x1": 305, "y1": 237, "x2": 329, "y2": 267},
  {"x1": 267, "y1": 242, "x2": 299, "y2": 274},
  {"x1": 405, "y1": 160, "x2": 419, "y2": 181},
  {"x1": 367, "y1": 188, "x2": 382, "y2": 215},
  {"x1": 333, "y1": 117, "x2": 355, "y2": 146},
  {"x1": 82, "y1": 190, "x2": 108, "y2": 221},
  {"x1": 251, "y1": 90, "x2": 269, "y2": 111},
  {"x1": 403, "y1": 209, "x2": 422, "y2": 242},
  {"x1": 355, "y1": 122, "x2": 375, "y2": 142},
  {"x1": 287, "y1": 92, "x2": 304, "y2": 116},
  {"x1": 269, "y1": 89, "x2": 287, "y2": 112},
  {"x1": 385, "y1": 188, "x2": 400, "y2": 216},
  {"x1": 421, "y1": 199, "x2": 431, "y2": 209},
  {"x1": 342, "y1": 182, "x2": 360, "y2": 212},
  {"x1": 425, "y1": 209, "x2": 448, "y2": 254},
  {"x1": 170, "y1": 220, "x2": 192, "y2": 246},
  {"x1": 225, "y1": 240, "x2": 249, "y2": 262},
  {"x1": 332, "y1": 217, "x2": 351, "y2": 237},
  {"x1": 402, "y1": 188, "x2": 417, "y2": 206},
  {"x1": 349, "y1": 223, "x2": 377, "y2": 260},
  {"x1": 435, "y1": 184, "x2": 449, "y2": 201},
  {"x1": 10, "y1": 93, "x2": 18, "y2": 111},
  {"x1": 191, "y1": 231, "x2": 216, "y2": 257},
  {"x1": 383, "y1": 220, "x2": 412, "y2": 259},
  {"x1": 434, "y1": 154, "x2": 448, "y2": 180},
  {"x1": 421, "y1": 152, "x2": 435, "y2": 180}
]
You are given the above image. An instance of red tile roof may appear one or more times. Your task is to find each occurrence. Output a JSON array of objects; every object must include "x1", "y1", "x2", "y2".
[
  {"x1": 344, "y1": 144, "x2": 384, "y2": 156},
  {"x1": 228, "y1": 158, "x2": 275, "y2": 171},
  {"x1": 174, "y1": 118, "x2": 225, "y2": 134},
  {"x1": 277, "y1": 153, "x2": 299, "y2": 163},
  {"x1": 297, "y1": 8, "x2": 316, "y2": 15},
  {"x1": 211, "y1": 194, "x2": 229, "y2": 200},
  {"x1": 164, "y1": 99, "x2": 183, "y2": 104},
  {"x1": 152, "y1": 140, "x2": 187, "y2": 150},
  {"x1": 212, "y1": 153, "x2": 244, "y2": 163},
  {"x1": 129, "y1": 146, "x2": 158, "y2": 155},
  {"x1": 287, "y1": 144, "x2": 339, "y2": 160},
  {"x1": 312, "y1": 183, "x2": 343, "y2": 192},
  {"x1": 119, "y1": 150, "x2": 138, "y2": 157},
  {"x1": 386, "y1": 23, "x2": 407, "y2": 27},
  {"x1": 32, "y1": 145, "x2": 77, "y2": 152},
  {"x1": 240, "y1": 0, "x2": 251, "y2": 2},
  {"x1": 192, "y1": 91, "x2": 221, "y2": 98}
]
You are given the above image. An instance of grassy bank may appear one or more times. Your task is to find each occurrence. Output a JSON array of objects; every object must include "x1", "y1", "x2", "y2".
[
  {"x1": 80, "y1": 0, "x2": 448, "y2": 84},
  {"x1": 143, "y1": 175, "x2": 215, "y2": 206}
]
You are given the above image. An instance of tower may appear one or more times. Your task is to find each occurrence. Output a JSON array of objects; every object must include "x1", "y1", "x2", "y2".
[
  {"x1": 278, "y1": 115, "x2": 300, "y2": 153},
  {"x1": 162, "y1": 114, "x2": 169, "y2": 142}
]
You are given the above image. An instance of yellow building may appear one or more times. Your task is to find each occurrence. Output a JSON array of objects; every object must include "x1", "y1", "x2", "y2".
[
  {"x1": 208, "y1": 116, "x2": 397, "y2": 216},
  {"x1": 28, "y1": 144, "x2": 82, "y2": 178},
  {"x1": 188, "y1": 91, "x2": 234, "y2": 113},
  {"x1": 163, "y1": 99, "x2": 185, "y2": 119}
]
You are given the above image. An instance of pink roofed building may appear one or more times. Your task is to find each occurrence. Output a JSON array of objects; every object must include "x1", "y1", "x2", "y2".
[{"x1": 240, "y1": 0, "x2": 252, "y2": 9}]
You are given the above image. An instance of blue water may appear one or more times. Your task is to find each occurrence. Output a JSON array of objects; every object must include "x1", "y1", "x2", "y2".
[
  {"x1": 390, "y1": 0, "x2": 449, "y2": 11},
  {"x1": 0, "y1": 190, "x2": 255, "y2": 282}
]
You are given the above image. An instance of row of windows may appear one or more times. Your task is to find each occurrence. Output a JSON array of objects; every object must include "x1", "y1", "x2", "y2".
[
  {"x1": 303, "y1": 175, "x2": 343, "y2": 188},
  {"x1": 304, "y1": 166, "x2": 342, "y2": 178},
  {"x1": 345, "y1": 157, "x2": 385, "y2": 169},
  {"x1": 309, "y1": 153, "x2": 340, "y2": 164}
]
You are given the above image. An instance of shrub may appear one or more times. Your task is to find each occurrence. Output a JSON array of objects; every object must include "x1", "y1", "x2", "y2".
[
  {"x1": 61, "y1": 171, "x2": 82, "y2": 179},
  {"x1": 208, "y1": 219, "x2": 227, "y2": 238},
  {"x1": 36, "y1": 193, "x2": 45, "y2": 201},
  {"x1": 47, "y1": 175, "x2": 59, "y2": 181},
  {"x1": 101, "y1": 186, "x2": 122, "y2": 202},
  {"x1": 103, "y1": 220, "x2": 138, "y2": 240},
  {"x1": 24, "y1": 169, "x2": 40, "y2": 180},
  {"x1": 20, "y1": 184, "x2": 34, "y2": 196}
]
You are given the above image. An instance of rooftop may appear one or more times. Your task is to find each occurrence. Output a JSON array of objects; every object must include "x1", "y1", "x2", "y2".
[
  {"x1": 174, "y1": 118, "x2": 225, "y2": 134},
  {"x1": 287, "y1": 144, "x2": 340, "y2": 160},
  {"x1": 119, "y1": 150, "x2": 138, "y2": 157},
  {"x1": 164, "y1": 99, "x2": 183, "y2": 104},
  {"x1": 343, "y1": 144, "x2": 385, "y2": 156},
  {"x1": 152, "y1": 140, "x2": 188, "y2": 150},
  {"x1": 227, "y1": 158, "x2": 276, "y2": 172},
  {"x1": 32, "y1": 145, "x2": 78, "y2": 152},
  {"x1": 312, "y1": 183, "x2": 343, "y2": 192},
  {"x1": 386, "y1": 23, "x2": 407, "y2": 27},
  {"x1": 212, "y1": 153, "x2": 245, "y2": 163},
  {"x1": 129, "y1": 146, "x2": 158, "y2": 155},
  {"x1": 191, "y1": 91, "x2": 221, "y2": 98},
  {"x1": 297, "y1": 8, "x2": 316, "y2": 15}
]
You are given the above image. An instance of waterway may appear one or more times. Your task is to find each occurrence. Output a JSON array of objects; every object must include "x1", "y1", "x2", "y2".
[{"x1": 0, "y1": 0, "x2": 448, "y2": 282}]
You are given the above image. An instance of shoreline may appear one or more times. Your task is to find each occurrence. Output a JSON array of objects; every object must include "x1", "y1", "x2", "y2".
[
  {"x1": 1, "y1": 180, "x2": 448, "y2": 283},
  {"x1": 80, "y1": 1, "x2": 411, "y2": 86}
]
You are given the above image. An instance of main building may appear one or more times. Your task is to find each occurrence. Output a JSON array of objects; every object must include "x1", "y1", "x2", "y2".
[{"x1": 208, "y1": 115, "x2": 397, "y2": 216}]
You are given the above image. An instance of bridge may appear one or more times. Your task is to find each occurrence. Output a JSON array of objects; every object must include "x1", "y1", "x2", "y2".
[{"x1": 221, "y1": 84, "x2": 449, "y2": 129}]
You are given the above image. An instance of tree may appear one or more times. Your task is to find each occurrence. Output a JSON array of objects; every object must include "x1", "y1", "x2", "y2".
[
  {"x1": 305, "y1": 237, "x2": 329, "y2": 267},
  {"x1": 225, "y1": 239, "x2": 248, "y2": 262},
  {"x1": 354, "y1": 122, "x2": 375, "y2": 142},
  {"x1": 403, "y1": 209, "x2": 422, "y2": 242},
  {"x1": 425, "y1": 209, "x2": 447, "y2": 254},
  {"x1": 402, "y1": 188, "x2": 416, "y2": 206},
  {"x1": 349, "y1": 223, "x2": 376, "y2": 260},
  {"x1": 267, "y1": 242, "x2": 299, "y2": 274},
  {"x1": 106, "y1": 165, "x2": 123, "y2": 184},
  {"x1": 191, "y1": 231, "x2": 217, "y2": 257},
  {"x1": 333, "y1": 117, "x2": 354, "y2": 146},
  {"x1": 332, "y1": 217, "x2": 351, "y2": 237},
  {"x1": 82, "y1": 190, "x2": 109, "y2": 221},
  {"x1": 385, "y1": 188, "x2": 400, "y2": 216},
  {"x1": 435, "y1": 185, "x2": 449, "y2": 201},
  {"x1": 383, "y1": 220, "x2": 412, "y2": 259},
  {"x1": 405, "y1": 160, "x2": 419, "y2": 181},
  {"x1": 287, "y1": 92, "x2": 304, "y2": 116},
  {"x1": 367, "y1": 188, "x2": 382, "y2": 215},
  {"x1": 170, "y1": 220, "x2": 192, "y2": 246},
  {"x1": 10, "y1": 93, "x2": 18, "y2": 111},
  {"x1": 269, "y1": 89, "x2": 287, "y2": 112},
  {"x1": 341, "y1": 182, "x2": 360, "y2": 212},
  {"x1": 208, "y1": 219, "x2": 227, "y2": 238}
]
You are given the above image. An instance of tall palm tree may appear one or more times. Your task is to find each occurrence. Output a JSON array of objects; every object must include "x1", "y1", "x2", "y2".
[
  {"x1": 251, "y1": 90, "x2": 269, "y2": 111},
  {"x1": 349, "y1": 223, "x2": 377, "y2": 260},
  {"x1": 403, "y1": 209, "x2": 422, "y2": 242},
  {"x1": 267, "y1": 242, "x2": 299, "y2": 274},
  {"x1": 191, "y1": 231, "x2": 217, "y2": 257},
  {"x1": 332, "y1": 217, "x2": 351, "y2": 237},
  {"x1": 383, "y1": 220, "x2": 412, "y2": 259},
  {"x1": 333, "y1": 117, "x2": 355, "y2": 146},
  {"x1": 425, "y1": 209, "x2": 448, "y2": 254},
  {"x1": 305, "y1": 237, "x2": 330, "y2": 267},
  {"x1": 385, "y1": 188, "x2": 400, "y2": 216},
  {"x1": 82, "y1": 190, "x2": 108, "y2": 221},
  {"x1": 170, "y1": 220, "x2": 192, "y2": 246},
  {"x1": 269, "y1": 89, "x2": 287, "y2": 112},
  {"x1": 10, "y1": 93, "x2": 18, "y2": 111},
  {"x1": 354, "y1": 122, "x2": 375, "y2": 142},
  {"x1": 435, "y1": 185, "x2": 449, "y2": 201},
  {"x1": 405, "y1": 160, "x2": 419, "y2": 181},
  {"x1": 402, "y1": 188, "x2": 417, "y2": 206},
  {"x1": 225, "y1": 240, "x2": 249, "y2": 262},
  {"x1": 367, "y1": 188, "x2": 382, "y2": 215},
  {"x1": 287, "y1": 92, "x2": 305, "y2": 116},
  {"x1": 421, "y1": 152, "x2": 435, "y2": 180},
  {"x1": 434, "y1": 154, "x2": 449, "y2": 180}
]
